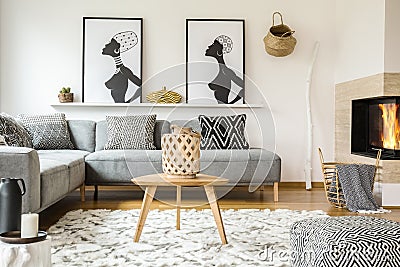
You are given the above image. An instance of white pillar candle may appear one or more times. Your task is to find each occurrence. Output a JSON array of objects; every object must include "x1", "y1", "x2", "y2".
[{"x1": 21, "y1": 213, "x2": 39, "y2": 238}]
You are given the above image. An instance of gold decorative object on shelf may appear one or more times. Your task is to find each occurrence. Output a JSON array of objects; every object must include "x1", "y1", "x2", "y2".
[
  {"x1": 161, "y1": 125, "x2": 201, "y2": 178},
  {"x1": 146, "y1": 86, "x2": 182, "y2": 104}
]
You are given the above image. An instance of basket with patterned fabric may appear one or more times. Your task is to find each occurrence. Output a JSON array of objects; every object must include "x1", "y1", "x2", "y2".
[{"x1": 318, "y1": 148, "x2": 381, "y2": 208}]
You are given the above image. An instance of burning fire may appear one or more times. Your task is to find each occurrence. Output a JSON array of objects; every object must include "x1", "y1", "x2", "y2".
[{"x1": 379, "y1": 103, "x2": 400, "y2": 150}]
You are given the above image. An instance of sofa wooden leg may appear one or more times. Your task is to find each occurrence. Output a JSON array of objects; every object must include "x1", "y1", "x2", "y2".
[
  {"x1": 94, "y1": 185, "x2": 98, "y2": 200},
  {"x1": 80, "y1": 184, "x2": 85, "y2": 202},
  {"x1": 273, "y1": 182, "x2": 279, "y2": 202}
]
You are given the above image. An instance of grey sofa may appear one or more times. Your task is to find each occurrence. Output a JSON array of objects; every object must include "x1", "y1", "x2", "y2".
[{"x1": 0, "y1": 119, "x2": 281, "y2": 213}]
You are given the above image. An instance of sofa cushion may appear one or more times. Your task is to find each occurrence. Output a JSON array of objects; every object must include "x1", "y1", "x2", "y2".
[
  {"x1": 85, "y1": 150, "x2": 163, "y2": 184},
  {"x1": 0, "y1": 113, "x2": 32, "y2": 147},
  {"x1": 200, "y1": 149, "x2": 250, "y2": 162},
  {"x1": 39, "y1": 159, "x2": 69, "y2": 208},
  {"x1": 198, "y1": 114, "x2": 249, "y2": 150},
  {"x1": 18, "y1": 113, "x2": 74, "y2": 150},
  {"x1": 68, "y1": 120, "x2": 96, "y2": 152},
  {"x1": 104, "y1": 115, "x2": 157, "y2": 150},
  {"x1": 85, "y1": 149, "x2": 162, "y2": 162},
  {"x1": 96, "y1": 120, "x2": 170, "y2": 151},
  {"x1": 38, "y1": 150, "x2": 89, "y2": 191}
]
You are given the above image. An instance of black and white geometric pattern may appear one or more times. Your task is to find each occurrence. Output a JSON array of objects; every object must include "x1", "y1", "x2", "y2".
[
  {"x1": 104, "y1": 114, "x2": 157, "y2": 150},
  {"x1": 336, "y1": 164, "x2": 379, "y2": 212},
  {"x1": 198, "y1": 114, "x2": 249, "y2": 150},
  {"x1": 290, "y1": 216, "x2": 400, "y2": 267},
  {"x1": 18, "y1": 113, "x2": 74, "y2": 150},
  {"x1": 0, "y1": 113, "x2": 32, "y2": 147}
]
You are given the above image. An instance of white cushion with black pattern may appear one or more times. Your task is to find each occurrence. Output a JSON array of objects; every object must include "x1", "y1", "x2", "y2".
[
  {"x1": 290, "y1": 216, "x2": 400, "y2": 267},
  {"x1": 198, "y1": 114, "x2": 249, "y2": 150},
  {"x1": 18, "y1": 113, "x2": 74, "y2": 150},
  {"x1": 104, "y1": 114, "x2": 157, "y2": 150},
  {"x1": 0, "y1": 113, "x2": 32, "y2": 147}
]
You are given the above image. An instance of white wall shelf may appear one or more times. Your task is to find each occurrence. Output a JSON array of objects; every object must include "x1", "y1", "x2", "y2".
[{"x1": 51, "y1": 103, "x2": 264, "y2": 108}]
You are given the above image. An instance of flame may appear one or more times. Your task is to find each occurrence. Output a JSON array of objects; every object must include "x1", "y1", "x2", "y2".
[{"x1": 379, "y1": 103, "x2": 400, "y2": 150}]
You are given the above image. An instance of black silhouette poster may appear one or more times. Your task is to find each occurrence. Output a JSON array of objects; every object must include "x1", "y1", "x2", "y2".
[
  {"x1": 83, "y1": 17, "x2": 142, "y2": 103},
  {"x1": 186, "y1": 19, "x2": 245, "y2": 104}
]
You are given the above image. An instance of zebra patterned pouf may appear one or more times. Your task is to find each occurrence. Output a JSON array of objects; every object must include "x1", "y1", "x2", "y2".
[{"x1": 290, "y1": 216, "x2": 400, "y2": 267}]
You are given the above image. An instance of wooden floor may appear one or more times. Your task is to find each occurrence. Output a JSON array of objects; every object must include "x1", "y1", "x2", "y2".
[{"x1": 39, "y1": 185, "x2": 400, "y2": 230}]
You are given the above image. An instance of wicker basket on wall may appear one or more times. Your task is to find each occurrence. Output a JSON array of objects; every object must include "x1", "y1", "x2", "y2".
[
  {"x1": 161, "y1": 125, "x2": 201, "y2": 178},
  {"x1": 263, "y1": 12, "x2": 297, "y2": 57}
]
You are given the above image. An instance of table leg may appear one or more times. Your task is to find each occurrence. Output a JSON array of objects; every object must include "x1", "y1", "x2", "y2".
[
  {"x1": 134, "y1": 186, "x2": 157, "y2": 242},
  {"x1": 176, "y1": 185, "x2": 181, "y2": 230},
  {"x1": 204, "y1": 185, "x2": 227, "y2": 245}
]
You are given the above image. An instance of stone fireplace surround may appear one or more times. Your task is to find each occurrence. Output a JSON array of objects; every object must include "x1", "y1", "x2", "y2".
[{"x1": 335, "y1": 73, "x2": 400, "y2": 206}]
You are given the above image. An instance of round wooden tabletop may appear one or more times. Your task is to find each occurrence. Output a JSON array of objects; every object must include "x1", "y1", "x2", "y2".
[{"x1": 131, "y1": 173, "x2": 228, "y2": 187}]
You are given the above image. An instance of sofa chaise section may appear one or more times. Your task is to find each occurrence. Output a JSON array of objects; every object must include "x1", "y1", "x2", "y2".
[{"x1": 0, "y1": 120, "x2": 95, "y2": 213}]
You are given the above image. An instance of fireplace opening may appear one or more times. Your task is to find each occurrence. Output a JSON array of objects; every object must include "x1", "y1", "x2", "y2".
[{"x1": 352, "y1": 96, "x2": 400, "y2": 159}]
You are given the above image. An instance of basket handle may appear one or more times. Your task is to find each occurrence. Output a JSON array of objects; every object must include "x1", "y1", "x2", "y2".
[
  {"x1": 272, "y1": 12, "x2": 283, "y2": 26},
  {"x1": 281, "y1": 31, "x2": 295, "y2": 38}
]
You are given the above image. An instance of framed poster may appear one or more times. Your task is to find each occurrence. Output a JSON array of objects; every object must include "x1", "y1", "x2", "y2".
[
  {"x1": 83, "y1": 17, "x2": 142, "y2": 103},
  {"x1": 186, "y1": 19, "x2": 245, "y2": 104}
]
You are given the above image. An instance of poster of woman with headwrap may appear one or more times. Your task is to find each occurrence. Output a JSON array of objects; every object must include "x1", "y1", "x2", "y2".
[
  {"x1": 83, "y1": 17, "x2": 142, "y2": 103},
  {"x1": 186, "y1": 19, "x2": 245, "y2": 104}
]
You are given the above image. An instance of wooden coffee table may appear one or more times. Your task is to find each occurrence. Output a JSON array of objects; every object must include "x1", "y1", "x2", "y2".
[{"x1": 131, "y1": 173, "x2": 229, "y2": 244}]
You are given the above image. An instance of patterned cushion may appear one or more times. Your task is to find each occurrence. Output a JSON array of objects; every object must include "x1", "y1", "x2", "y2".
[
  {"x1": 198, "y1": 114, "x2": 249, "y2": 150},
  {"x1": 18, "y1": 113, "x2": 74, "y2": 150},
  {"x1": 104, "y1": 115, "x2": 157, "y2": 150},
  {"x1": 0, "y1": 113, "x2": 32, "y2": 147}
]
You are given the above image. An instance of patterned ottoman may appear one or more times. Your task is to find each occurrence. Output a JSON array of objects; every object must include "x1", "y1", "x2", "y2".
[{"x1": 290, "y1": 216, "x2": 400, "y2": 267}]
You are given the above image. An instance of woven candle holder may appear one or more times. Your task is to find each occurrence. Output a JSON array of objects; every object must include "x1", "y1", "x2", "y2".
[{"x1": 161, "y1": 125, "x2": 201, "y2": 178}]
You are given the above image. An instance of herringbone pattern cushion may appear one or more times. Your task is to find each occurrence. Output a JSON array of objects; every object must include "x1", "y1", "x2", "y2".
[
  {"x1": 18, "y1": 113, "x2": 74, "y2": 150},
  {"x1": 104, "y1": 115, "x2": 157, "y2": 150},
  {"x1": 198, "y1": 114, "x2": 249, "y2": 150},
  {"x1": 0, "y1": 113, "x2": 32, "y2": 147}
]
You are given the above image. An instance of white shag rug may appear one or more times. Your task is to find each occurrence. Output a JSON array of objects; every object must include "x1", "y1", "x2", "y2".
[{"x1": 48, "y1": 209, "x2": 328, "y2": 267}]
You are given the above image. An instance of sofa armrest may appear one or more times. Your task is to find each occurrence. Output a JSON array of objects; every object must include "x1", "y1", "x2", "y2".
[{"x1": 0, "y1": 147, "x2": 41, "y2": 212}]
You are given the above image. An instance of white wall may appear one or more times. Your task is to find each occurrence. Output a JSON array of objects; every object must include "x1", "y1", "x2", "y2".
[
  {"x1": 335, "y1": 0, "x2": 385, "y2": 84},
  {"x1": 384, "y1": 0, "x2": 400, "y2": 72},
  {"x1": 0, "y1": 0, "x2": 336, "y2": 182}
]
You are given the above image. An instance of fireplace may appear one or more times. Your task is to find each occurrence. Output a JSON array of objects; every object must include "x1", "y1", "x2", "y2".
[{"x1": 352, "y1": 96, "x2": 400, "y2": 159}]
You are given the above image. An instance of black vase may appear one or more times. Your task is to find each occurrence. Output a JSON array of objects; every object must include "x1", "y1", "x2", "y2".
[{"x1": 0, "y1": 178, "x2": 26, "y2": 233}]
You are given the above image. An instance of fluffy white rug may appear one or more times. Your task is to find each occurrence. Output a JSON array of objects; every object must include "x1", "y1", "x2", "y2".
[{"x1": 48, "y1": 209, "x2": 328, "y2": 267}]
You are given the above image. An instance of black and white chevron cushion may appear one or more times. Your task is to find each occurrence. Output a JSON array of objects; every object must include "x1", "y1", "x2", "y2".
[
  {"x1": 18, "y1": 113, "x2": 74, "y2": 150},
  {"x1": 290, "y1": 216, "x2": 400, "y2": 267},
  {"x1": 104, "y1": 114, "x2": 157, "y2": 150},
  {"x1": 0, "y1": 113, "x2": 32, "y2": 147},
  {"x1": 198, "y1": 114, "x2": 249, "y2": 150}
]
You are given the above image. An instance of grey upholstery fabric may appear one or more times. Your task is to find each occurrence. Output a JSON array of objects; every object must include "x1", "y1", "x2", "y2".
[
  {"x1": 39, "y1": 159, "x2": 69, "y2": 208},
  {"x1": 95, "y1": 120, "x2": 107, "y2": 151},
  {"x1": 38, "y1": 150, "x2": 90, "y2": 191},
  {"x1": 0, "y1": 147, "x2": 41, "y2": 213},
  {"x1": 154, "y1": 120, "x2": 170, "y2": 150},
  {"x1": 68, "y1": 120, "x2": 96, "y2": 152},
  {"x1": 200, "y1": 148, "x2": 281, "y2": 185},
  {"x1": 86, "y1": 150, "x2": 163, "y2": 184}
]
